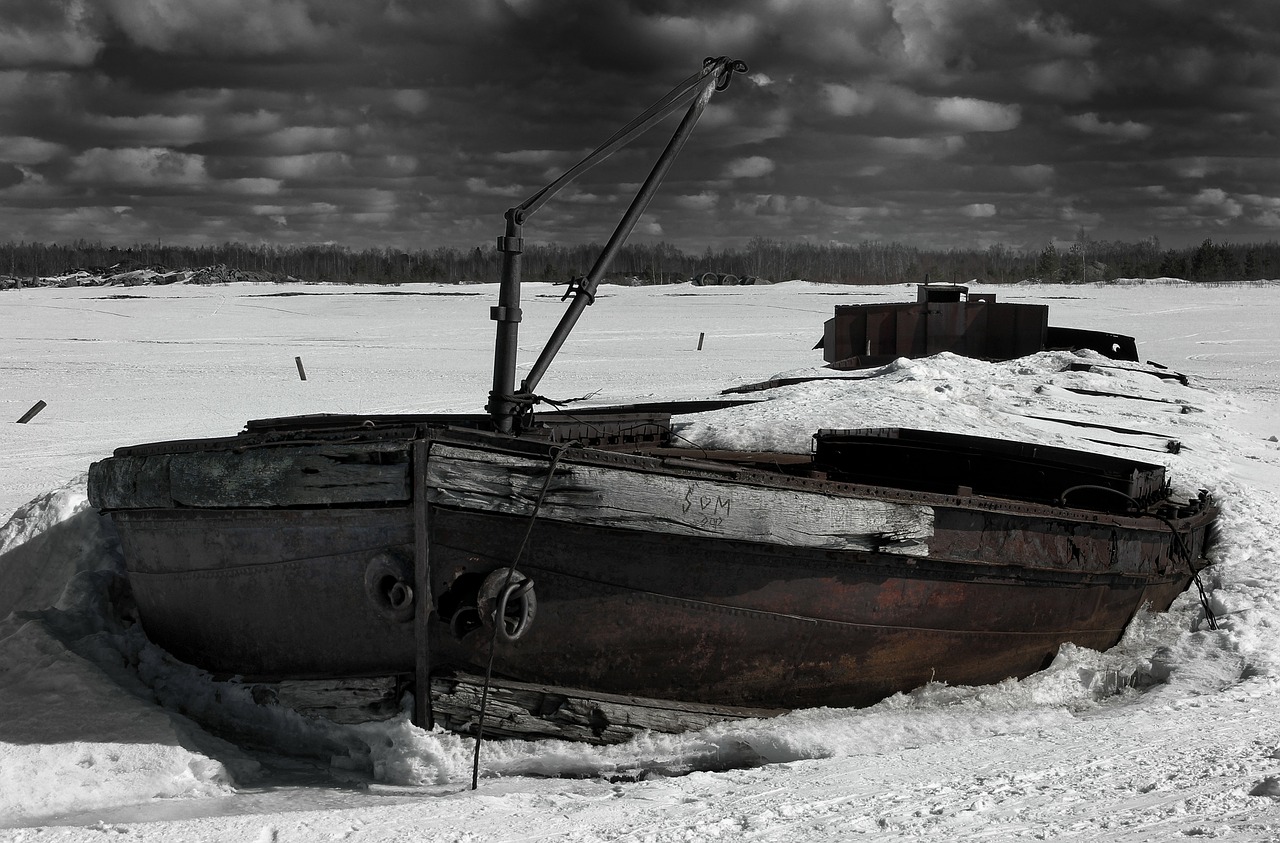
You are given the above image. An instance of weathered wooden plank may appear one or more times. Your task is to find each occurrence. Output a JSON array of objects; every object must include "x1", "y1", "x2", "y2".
[
  {"x1": 259, "y1": 673, "x2": 779, "y2": 743},
  {"x1": 265, "y1": 676, "x2": 405, "y2": 724},
  {"x1": 429, "y1": 673, "x2": 782, "y2": 744},
  {"x1": 168, "y1": 448, "x2": 409, "y2": 507},
  {"x1": 88, "y1": 456, "x2": 172, "y2": 509},
  {"x1": 425, "y1": 443, "x2": 934, "y2": 554},
  {"x1": 90, "y1": 442, "x2": 410, "y2": 509}
]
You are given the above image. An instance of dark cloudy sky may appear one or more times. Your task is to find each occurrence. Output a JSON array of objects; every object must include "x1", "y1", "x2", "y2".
[{"x1": 2, "y1": 1, "x2": 1277, "y2": 253}]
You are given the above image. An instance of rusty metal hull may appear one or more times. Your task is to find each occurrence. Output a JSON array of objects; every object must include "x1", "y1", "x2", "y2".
[
  {"x1": 112, "y1": 506, "x2": 416, "y2": 678},
  {"x1": 93, "y1": 421, "x2": 1217, "y2": 721},
  {"x1": 428, "y1": 508, "x2": 1194, "y2": 710}
]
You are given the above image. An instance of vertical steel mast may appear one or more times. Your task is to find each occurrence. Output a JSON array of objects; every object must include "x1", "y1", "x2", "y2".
[{"x1": 487, "y1": 56, "x2": 748, "y2": 433}]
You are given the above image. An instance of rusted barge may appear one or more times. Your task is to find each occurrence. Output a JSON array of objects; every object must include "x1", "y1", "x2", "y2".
[
  {"x1": 818, "y1": 282, "x2": 1141, "y2": 370},
  {"x1": 87, "y1": 57, "x2": 1217, "y2": 744}
]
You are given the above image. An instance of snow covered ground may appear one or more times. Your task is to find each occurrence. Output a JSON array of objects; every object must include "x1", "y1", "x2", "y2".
[{"x1": 3, "y1": 279, "x2": 1280, "y2": 841}]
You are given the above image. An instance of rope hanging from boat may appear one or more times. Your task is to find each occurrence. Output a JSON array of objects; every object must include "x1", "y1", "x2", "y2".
[
  {"x1": 1059, "y1": 484, "x2": 1218, "y2": 631},
  {"x1": 1192, "y1": 570, "x2": 1218, "y2": 631},
  {"x1": 471, "y1": 440, "x2": 581, "y2": 790},
  {"x1": 1152, "y1": 504, "x2": 1218, "y2": 629}
]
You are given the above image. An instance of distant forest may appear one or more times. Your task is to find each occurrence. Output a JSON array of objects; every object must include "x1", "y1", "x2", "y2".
[{"x1": 3, "y1": 236, "x2": 1280, "y2": 286}]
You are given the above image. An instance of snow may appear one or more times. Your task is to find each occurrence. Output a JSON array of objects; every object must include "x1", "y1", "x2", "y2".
[{"x1": 3, "y1": 280, "x2": 1280, "y2": 840}]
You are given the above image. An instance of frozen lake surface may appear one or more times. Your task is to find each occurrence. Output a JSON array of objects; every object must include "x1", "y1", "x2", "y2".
[{"x1": 3, "y1": 280, "x2": 1280, "y2": 840}]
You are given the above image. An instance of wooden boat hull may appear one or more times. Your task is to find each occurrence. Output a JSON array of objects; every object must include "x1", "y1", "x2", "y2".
[{"x1": 91, "y1": 418, "x2": 1217, "y2": 728}]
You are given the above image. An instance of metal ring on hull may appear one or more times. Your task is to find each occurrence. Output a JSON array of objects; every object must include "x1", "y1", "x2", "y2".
[
  {"x1": 478, "y1": 567, "x2": 537, "y2": 642},
  {"x1": 364, "y1": 550, "x2": 415, "y2": 623}
]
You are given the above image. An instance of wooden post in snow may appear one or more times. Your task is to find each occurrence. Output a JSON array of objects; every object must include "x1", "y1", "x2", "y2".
[
  {"x1": 16, "y1": 400, "x2": 46, "y2": 424},
  {"x1": 295, "y1": 356, "x2": 307, "y2": 381},
  {"x1": 697, "y1": 332, "x2": 705, "y2": 351}
]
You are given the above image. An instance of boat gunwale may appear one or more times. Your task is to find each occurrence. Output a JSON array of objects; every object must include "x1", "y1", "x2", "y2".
[
  {"x1": 92, "y1": 420, "x2": 1219, "y2": 537},
  {"x1": 419, "y1": 426, "x2": 1219, "y2": 535}
]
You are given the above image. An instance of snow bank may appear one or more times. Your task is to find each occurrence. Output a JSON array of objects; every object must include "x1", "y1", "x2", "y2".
[
  {"x1": 2, "y1": 346, "x2": 1273, "y2": 823},
  {"x1": 0, "y1": 481, "x2": 241, "y2": 822},
  {"x1": 3, "y1": 281, "x2": 1280, "y2": 837}
]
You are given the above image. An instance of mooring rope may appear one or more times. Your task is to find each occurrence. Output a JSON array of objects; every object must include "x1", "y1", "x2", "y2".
[
  {"x1": 1059, "y1": 484, "x2": 1218, "y2": 630},
  {"x1": 1151, "y1": 510, "x2": 1219, "y2": 631},
  {"x1": 1192, "y1": 569, "x2": 1219, "y2": 631},
  {"x1": 471, "y1": 440, "x2": 580, "y2": 790}
]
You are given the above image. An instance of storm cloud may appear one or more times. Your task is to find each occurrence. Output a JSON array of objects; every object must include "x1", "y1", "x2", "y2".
[{"x1": 1, "y1": 0, "x2": 1277, "y2": 252}]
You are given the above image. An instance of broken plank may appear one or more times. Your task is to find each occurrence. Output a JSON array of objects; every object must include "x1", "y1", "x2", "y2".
[
  {"x1": 254, "y1": 673, "x2": 782, "y2": 744},
  {"x1": 1061, "y1": 387, "x2": 1195, "y2": 409},
  {"x1": 1006, "y1": 413, "x2": 1181, "y2": 454},
  {"x1": 430, "y1": 673, "x2": 783, "y2": 745}
]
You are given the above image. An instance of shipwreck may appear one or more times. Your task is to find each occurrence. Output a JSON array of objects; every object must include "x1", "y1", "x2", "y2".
[
  {"x1": 818, "y1": 282, "x2": 1141, "y2": 370},
  {"x1": 88, "y1": 57, "x2": 1217, "y2": 748}
]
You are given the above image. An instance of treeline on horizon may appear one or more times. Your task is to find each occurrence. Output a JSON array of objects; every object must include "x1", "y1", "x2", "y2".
[{"x1": 3, "y1": 236, "x2": 1279, "y2": 285}]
